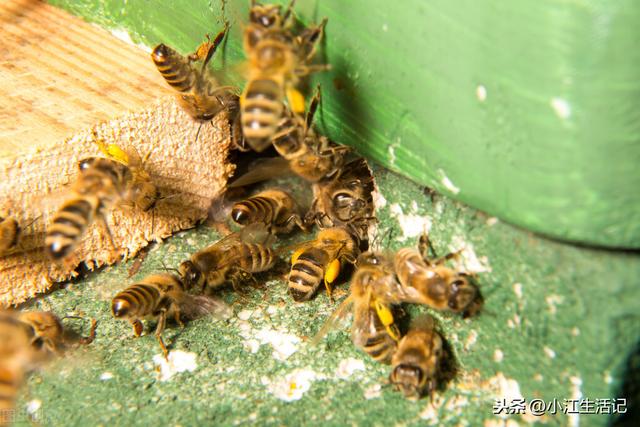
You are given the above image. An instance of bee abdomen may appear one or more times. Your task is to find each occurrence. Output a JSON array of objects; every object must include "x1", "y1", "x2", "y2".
[
  {"x1": 45, "y1": 198, "x2": 95, "y2": 259},
  {"x1": 362, "y1": 329, "x2": 396, "y2": 363},
  {"x1": 112, "y1": 284, "x2": 162, "y2": 319},
  {"x1": 241, "y1": 79, "x2": 284, "y2": 151},
  {"x1": 151, "y1": 44, "x2": 196, "y2": 93},
  {"x1": 239, "y1": 243, "x2": 276, "y2": 273},
  {"x1": 288, "y1": 249, "x2": 327, "y2": 301},
  {"x1": 231, "y1": 197, "x2": 276, "y2": 226},
  {"x1": 0, "y1": 367, "x2": 21, "y2": 416}
]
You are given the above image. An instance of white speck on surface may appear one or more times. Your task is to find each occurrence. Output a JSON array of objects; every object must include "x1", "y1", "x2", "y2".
[
  {"x1": 571, "y1": 327, "x2": 580, "y2": 336},
  {"x1": 604, "y1": 371, "x2": 613, "y2": 384},
  {"x1": 489, "y1": 373, "x2": 523, "y2": 410},
  {"x1": 100, "y1": 372, "x2": 114, "y2": 381},
  {"x1": 335, "y1": 358, "x2": 365, "y2": 379},
  {"x1": 486, "y1": 217, "x2": 499, "y2": 226},
  {"x1": 364, "y1": 383, "x2": 382, "y2": 399},
  {"x1": 254, "y1": 328, "x2": 301, "y2": 360},
  {"x1": 267, "y1": 369, "x2": 319, "y2": 402},
  {"x1": 153, "y1": 350, "x2": 198, "y2": 381},
  {"x1": 493, "y1": 349, "x2": 504, "y2": 362},
  {"x1": 476, "y1": 85, "x2": 487, "y2": 102},
  {"x1": 389, "y1": 203, "x2": 432, "y2": 241},
  {"x1": 546, "y1": 294, "x2": 564, "y2": 315},
  {"x1": 569, "y1": 376, "x2": 583, "y2": 427},
  {"x1": 512, "y1": 283, "x2": 523, "y2": 299},
  {"x1": 419, "y1": 396, "x2": 444, "y2": 423},
  {"x1": 543, "y1": 346, "x2": 556, "y2": 359},
  {"x1": 266, "y1": 305, "x2": 278, "y2": 315},
  {"x1": 382, "y1": 23, "x2": 389, "y2": 32},
  {"x1": 109, "y1": 28, "x2": 151, "y2": 53},
  {"x1": 388, "y1": 145, "x2": 396, "y2": 164},
  {"x1": 464, "y1": 330, "x2": 478, "y2": 351},
  {"x1": 243, "y1": 339, "x2": 261, "y2": 353},
  {"x1": 438, "y1": 169, "x2": 460, "y2": 194},
  {"x1": 26, "y1": 400, "x2": 41, "y2": 415},
  {"x1": 507, "y1": 319, "x2": 515, "y2": 329},
  {"x1": 449, "y1": 237, "x2": 492, "y2": 273},
  {"x1": 550, "y1": 97, "x2": 571, "y2": 119},
  {"x1": 237, "y1": 309, "x2": 253, "y2": 321},
  {"x1": 533, "y1": 373, "x2": 543, "y2": 382},
  {"x1": 371, "y1": 188, "x2": 387, "y2": 210}
]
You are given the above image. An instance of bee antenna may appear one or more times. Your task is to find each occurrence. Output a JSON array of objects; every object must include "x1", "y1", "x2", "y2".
[
  {"x1": 194, "y1": 122, "x2": 204, "y2": 145},
  {"x1": 23, "y1": 214, "x2": 42, "y2": 229},
  {"x1": 62, "y1": 315, "x2": 98, "y2": 345},
  {"x1": 160, "y1": 260, "x2": 181, "y2": 275}
]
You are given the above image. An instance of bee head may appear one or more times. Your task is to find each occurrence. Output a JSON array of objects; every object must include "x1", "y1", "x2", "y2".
[
  {"x1": 250, "y1": 4, "x2": 282, "y2": 29},
  {"x1": 447, "y1": 275, "x2": 481, "y2": 317},
  {"x1": 111, "y1": 299, "x2": 132, "y2": 319},
  {"x1": 179, "y1": 261, "x2": 204, "y2": 290},
  {"x1": 390, "y1": 363, "x2": 425, "y2": 399}
]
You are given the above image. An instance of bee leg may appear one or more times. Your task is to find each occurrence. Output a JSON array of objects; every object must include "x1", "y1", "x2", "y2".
[
  {"x1": 154, "y1": 309, "x2": 169, "y2": 360},
  {"x1": 131, "y1": 319, "x2": 143, "y2": 337},
  {"x1": 323, "y1": 259, "x2": 341, "y2": 303},
  {"x1": 304, "y1": 84, "x2": 321, "y2": 131},
  {"x1": 295, "y1": 64, "x2": 332, "y2": 78},
  {"x1": 286, "y1": 87, "x2": 306, "y2": 115},
  {"x1": 96, "y1": 214, "x2": 118, "y2": 255},
  {"x1": 282, "y1": 0, "x2": 297, "y2": 25},
  {"x1": 373, "y1": 300, "x2": 401, "y2": 341},
  {"x1": 173, "y1": 308, "x2": 185, "y2": 329},
  {"x1": 77, "y1": 318, "x2": 98, "y2": 345},
  {"x1": 283, "y1": 214, "x2": 308, "y2": 233},
  {"x1": 299, "y1": 17, "x2": 328, "y2": 63}
]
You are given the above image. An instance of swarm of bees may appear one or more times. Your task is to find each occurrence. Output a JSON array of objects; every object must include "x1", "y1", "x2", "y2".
[{"x1": 1, "y1": 0, "x2": 486, "y2": 414}]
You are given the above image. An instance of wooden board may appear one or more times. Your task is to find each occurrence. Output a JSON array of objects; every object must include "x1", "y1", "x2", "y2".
[{"x1": 0, "y1": 0, "x2": 236, "y2": 306}]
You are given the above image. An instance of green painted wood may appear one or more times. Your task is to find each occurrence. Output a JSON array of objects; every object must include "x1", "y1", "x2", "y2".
[{"x1": 46, "y1": 0, "x2": 640, "y2": 248}]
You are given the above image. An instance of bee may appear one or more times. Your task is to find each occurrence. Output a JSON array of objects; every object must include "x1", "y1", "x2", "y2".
[
  {"x1": 306, "y1": 157, "x2": 375, "y2": 245},
  {"x1": 241, "y1": 2, "x2": 328, "y2": 151},
  {"x1": 230, "y1": 189, "x2": 306, "y2": 234},
  {"x1": 393, "y1": 234, "x2": 482, "y2": 317},
  {"x1": 390, "y1": 314, "x2": 444, "y2": 399},
  {"x1": 178, "y1": 226, "x2": 278, "y2": 294},
  {"x1": 311, "y1": 252, "x2": 400, "y2": 363},
  {"x1": 45, "y1": 142, "x2": 157, "y2": 260},
  {"x1": 288, "y1": 227, "x2": 358, "y2": 302},
  {"x1": 0, "y1": 311, "x2": 96, "y2": 417},
  {"x1": 112, "y1": 273, "x2": 229, "y2": 358},
  {"x1": 272, "y1": 86, "x2": 350, "y2": 182},
  {"x1": 151, "y1": 25, "x2": 244, "y2": 149},
  {"x1": 0, "y1": 216, "x2": 19, "y2": 255}
]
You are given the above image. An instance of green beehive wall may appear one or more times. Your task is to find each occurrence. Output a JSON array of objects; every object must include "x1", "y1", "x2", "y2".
[{"x1": 47, "y1": 0, "x2": 640, "y2": 249}]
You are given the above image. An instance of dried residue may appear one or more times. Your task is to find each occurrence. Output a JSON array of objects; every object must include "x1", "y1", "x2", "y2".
[
  {"x1": 449, "y1": 236, "x2": 492, "y2": 273},
  {"x1": 335, "y1": 358, "x2": 365, "y2": 379},
  {"x1": 389, "y1": 203, "x2": 432, "y2": 241},
  {"x1": 437, "y1": 169, "x2": 460, "y2": 194},
  {"x1": 265, "y1": 369, "x2": 320, "y2": 402},
  {"x1": 152, "y1": 350, "x2": 198, "y2": 381},
  {"x1": 238, "y1": 321, "x2": 300, "y2": 361}
]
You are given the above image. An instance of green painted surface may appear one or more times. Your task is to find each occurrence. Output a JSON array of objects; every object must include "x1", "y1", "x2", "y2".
[
  {"x1": 15, "y1": 165, "x2": 640, "y2": 426},
  {"x1": 45, "y1": 0, "x2": 640, "y2": 248}
]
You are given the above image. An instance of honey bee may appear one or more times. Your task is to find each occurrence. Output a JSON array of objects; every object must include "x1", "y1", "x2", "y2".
[
  {"x1": 0, "y1": 311, "x2": 96, "y2": 417},
  {"x1": 0, "y1": 216, "x2": 19, "y2": 255},
  {"x1": 230, "y1": 188, "x2": 306, "y2": 234},
  {"x1": 393, "y1": 234, "x2": 482, "y2": 317},
  {"x1": 112, "y1": 273, "x2": 229, "y2": 358},
  {"x1": 272, "y1": 86, "x2": 350, "y2": 182},
  {"x1": 311, "y1": 252, "x2": 400, "y2": 363},
  {"x1": 306, "y1": 157, "x2": 376, "y2": 245},
  {"x1": 390, "y1": 314, "x2": 444, "y2": 399},
  {"x1": 151, "y1": 25, "x2": 244, "y2": 149},
  {"x1": 178, "y1": 226, "x2": 278, "y2": 293},
  {"x1": 45, "y1": 142, "x2": 157, "y2": 260},
  {"x1": 241, "y1": 2, "x2": 328, "y2": 151},
  {"x1": 288, "y1": 227, "x2": 358, "y2": 302}
]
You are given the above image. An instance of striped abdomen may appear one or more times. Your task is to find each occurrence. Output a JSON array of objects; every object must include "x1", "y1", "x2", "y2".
[
  {"x1": 0, "y1": 366, "x2": 23, "y2": 420},
  {"x1": 288, "y1": 247, "x2": 329, "y2": 301},
  {"x1": 356, "y1": 310, "x2": 397, "y2": 364},
  {"x1": 111, "y1": 283, "x2": 164, "y2": 320},
  {"x1": 231, "y1": 196, "x2": 279, "y2": 227},
  {"x1": 45, "y1": 197, "x2": 98, "y2": 260},
  {"x1": 151, "y1": 44, "x2": 196, "y2": 94},
  {"x1": 231, "y1": 243, "x2": 276, "y2": 273},
  {"x1": 241, "y1": 78, "x2": 284, "y2": 152}
]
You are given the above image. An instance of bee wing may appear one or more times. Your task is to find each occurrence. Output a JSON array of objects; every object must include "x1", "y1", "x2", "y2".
[
  {"x1": 309, "y1": 294, "x2": 354, "y2": 347},
  {"x1": 227, "y1": 157, "x2": 293, "y2": 188},
  {"x1": 178, "y1": 294, "x2": 232, "y2": 321}
]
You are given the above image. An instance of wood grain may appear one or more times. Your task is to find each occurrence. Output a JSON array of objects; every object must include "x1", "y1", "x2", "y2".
[{"x1": 0, "y1": 1, "x2": 236, "y2": 306}]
